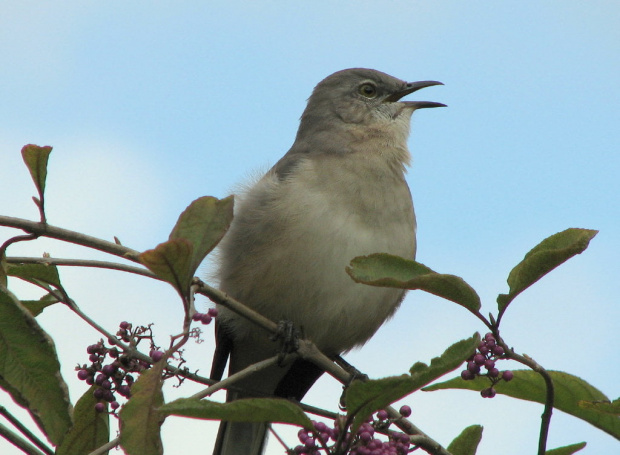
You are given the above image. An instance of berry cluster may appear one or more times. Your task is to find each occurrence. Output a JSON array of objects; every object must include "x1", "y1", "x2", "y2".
[
  {"x1": 461, "y1": 332, "x2": 513, "y2": 398},
  {"x1": 192, "y1": 307, "x2": 218, "y2": 325},
  {"x1": 294, "y1": 406, "x2": 414, "y2": 455},
  {"x1": 76, "y1": 322, "x2": 156, "y2": 413}
]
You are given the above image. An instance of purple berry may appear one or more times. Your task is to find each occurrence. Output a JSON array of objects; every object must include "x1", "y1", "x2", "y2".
[
  {"x1": 150, "y1": 350, "x2": 164, "y2": 362},
  {"x1": 94, "y1": 402, "x2": 105, "y2": 413},
  {"x1": 95, "y1": 374, "x2": 106, "y2": 385},
  {"x1": 103, "y1": 390, "x2": 115, "y2": 402},
  {"x1": 110, "y1": 401, "x2": 120, "y2": 410},
  {"x1": 502, "y1": 370, "x2": 514, "y2": 382},
  {"x1": 119, "y1": 321, "x2": 130, "y2": 330},
  {"x1": 118, "y1": 385, "x2": 131, "y2": 397},
  {"x1": 101, "y1": 379, "x2": 112, "y2": 390},
  {"x1": 359, "y1": 431, "x2": 372, "y2": 443},
  {"x1": 488, "y1": 367, "x2": 500, "y2": 378},
  {"x1": 77, "y1": 369, "x2": 89, "y2": 380},
  {"x1": 492, "y1": 345, "x2": 505, "y2": 356},
  {"x1": 85, "y1": 376, "x2": 95, "y2": 385},
  {"x1": 467, "y1": 361, "x2": 481, "y2": 374},
  {"x1": 473, "y1": 354, "x2": 486, "y2": 365},
  {"x1": 480, "y1": 387, "x2": 497, "y2": 398},
  {"x1": 200, "y1": 313, "x2": 212, "y2": 325},
  {"x1": 89, "y1": 353, "x2": 99, "y2": 363},
  {"x1": 304, "y1": 437, "x2": 316, "y2": 448},
  {"x1": 399, "y1": 405, "x2": 411, "y2": 418},
  {"x1": 192, "y1": 312, "x2": 203, "y2": 322},
  {"x1": 484, "y1": 359, "x2": 495, "y2": 370},
  {"x1": 461, "y1": 369, "x2": 475, "y2": 380},
  {"x1": 93, "y1": 388, "x2": 104, "y2": 399},
  {"x1": 376, "y1": 409, "x2": 388, "y2": 420},
  {"x1": 478, "y1": 344, "x2": 490, "y2": 355},
  {"x1": 484, "y1": 332, "x2": 495, "y2": 341},
  {"x1": 297, "y1": 429, "x2": 309, "y2": 443},
  {"x1": 102, "y1": 364, "x2": 116, "y2": 376}
]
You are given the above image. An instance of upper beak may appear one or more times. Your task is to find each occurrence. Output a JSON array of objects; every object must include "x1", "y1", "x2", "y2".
[{"x1": 385, "y1": 80, "x2": 446, "y2": 109}]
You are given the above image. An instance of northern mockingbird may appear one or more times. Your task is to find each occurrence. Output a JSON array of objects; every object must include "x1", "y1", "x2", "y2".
[{"x1": 211, "y1": 68, "x2": 444, "y2": 454}]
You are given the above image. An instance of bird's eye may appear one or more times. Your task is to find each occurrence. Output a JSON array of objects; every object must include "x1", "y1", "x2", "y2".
[{"x1": 358, "y1": 83, "x2": 377, "y2": 98}]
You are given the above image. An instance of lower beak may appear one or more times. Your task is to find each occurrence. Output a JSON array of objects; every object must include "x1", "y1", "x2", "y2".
[{"x1": 385, "y1": 80, "x2": 446, "y2": 109}]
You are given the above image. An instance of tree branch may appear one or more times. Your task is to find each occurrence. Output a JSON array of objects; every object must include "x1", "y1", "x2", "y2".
[
  {"x1": 87, "y1": 436, "x2": 119, "y2": 455},
  {"x1": 0, "y1": 422, "x2": 44, "y2": 455},
  {"x1": 0, "y1": 216, "x2": 140, "y2": 262},
  {"x1": 498, "y1": 339, "x2": 554, "y2": 455},
  {"x1": 6, "y1": 257, "x2": 155, "y2": 279},
  {"x1": 0, "y1": 407, "x2": 53, "y2": 455},
  {"x1": 190, "y1": 355, "x2": 284, "y2": 399}
]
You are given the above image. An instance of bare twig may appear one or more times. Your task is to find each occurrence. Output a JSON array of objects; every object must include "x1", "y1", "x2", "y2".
[
  {"x1": 87, "y1": 436, "x2": 119, "y2": 455},
  {"x1": 410, "y1": 434, "x2": 453, "y2": 455},
  {"x1": 0, "y1": 422, "x2": 44, "y2": 455},
  {"x1": 497, "y1": 339, "x2": 554, "y2": 455},
  {"x1": 194, "y1": 279, "x2": 279, "y2": 335},
  {"x1": 0, "y1": 407, "x2": 53, "y2": 455},
  {"x1": 0, "y1": 234, "x2": 39, "y2": 262},
  {"x1": 6, "y1": 257, "x2": 155, "y2": 279},
  {"x1": 0, "y1": 216, "x2": 140, "y2": 262},
  {"x1": 268, "y1": 425, "x2": 287, "y2": 452},
  {"x1": 190, "y1": 355, "x2": 284, "y2": 399}
]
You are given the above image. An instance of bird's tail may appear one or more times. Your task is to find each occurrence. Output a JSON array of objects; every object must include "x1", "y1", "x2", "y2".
[{"x1": 212, "y1": 420, "x2": 269, "y2": 455}]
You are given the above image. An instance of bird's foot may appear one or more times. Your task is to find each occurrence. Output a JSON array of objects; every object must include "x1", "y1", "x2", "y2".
[
  {"x1": 271, "y1": 320, "x2": 301, "y2": 366},
  {"x1": 336, "y1": 356, "x2": 369, "y2": 410}
]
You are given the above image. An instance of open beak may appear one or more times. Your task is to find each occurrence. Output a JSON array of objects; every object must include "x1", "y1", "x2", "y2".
[{"x1": 385, "y1": 80, "x2": 446, "y2": 109}]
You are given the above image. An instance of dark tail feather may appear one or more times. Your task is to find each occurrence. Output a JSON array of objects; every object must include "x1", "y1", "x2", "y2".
[
  {"x1": 213, "y1": 420, "x2": 269, "y2": 455},
  {"x1": 212, "y1": 359, "x2": 324, "y2": 454},
  {"x1": 274, "y1": 358, "x2": 325, "y2": 400}
]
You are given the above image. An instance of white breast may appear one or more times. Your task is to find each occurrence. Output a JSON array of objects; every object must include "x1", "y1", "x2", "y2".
[{"x1": 217, "y1": 152, "x2": 416, "y2": 355}]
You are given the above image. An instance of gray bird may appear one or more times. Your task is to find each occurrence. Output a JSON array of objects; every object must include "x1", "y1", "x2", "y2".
[{"x1": 211, "y1": 68, "x2": 444, "y2": 455}]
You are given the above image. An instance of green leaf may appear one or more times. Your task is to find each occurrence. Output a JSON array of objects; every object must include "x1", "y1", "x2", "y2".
[
  {"x1": 21, "y1": 144, "x2": 52, "y2": 200},
  {"x1": 21, "y1": 293, "x2": 60, "y2": 317},
  {"x1": 447, "y1": 425, "x2": 483, "y2": 455},
  {"x1": 424, "y1": 370, "x2": 620, "y2": 440},
  {"x1": 346, "y1": 254, "x2": 481, "y2": 313},
  {"x1": 409, "y1": 334, "x2": 480, "y2": 385},
  {"x1": 119, "y1": 361, "x2": 166, "y2": 455},
  {"x1": 545, "y1": 442, "x2": 587, "y2": 455},
  {"x1": 579, "y1": 398, "x2": 620, "y2": 416},
  {"x1": 139, "y1": 239, "x2": 193, "y2": 298},
  {"x1": 0, "y1": 286, "x2": 72, "y2": 445},
  {"x1": 7, "y1": 262, "x2": 62, "y2": 292},
  {"x1": 0, "y1": 254, "x2": 8, "y2": 288},
  {"x1": 345, "y1": 334, "x2": 479, "y2": 433},
  {"x1": 497, "y1": 228, "x2": 598, "y2": 314},
  {"x1": 160, "y1": 397, "x2": 313, "y2": 428},
  {"x1": 346, "y1": 375, "x2": 415, "y2": 434},
  {"x1": 169, "y1": 195, "x2": 234, "y2": 275},
  {"x1": 56, "y1": 385, "x2": 110, "y2": 455}
]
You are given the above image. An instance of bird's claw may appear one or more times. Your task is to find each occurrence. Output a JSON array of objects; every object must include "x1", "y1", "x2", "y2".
[
  {"x1": 337, "y1": 357, "x2": 369, "y2": 410},
  {"x1": 271, "y1": 320, "x2": 301, "y2": 366}
]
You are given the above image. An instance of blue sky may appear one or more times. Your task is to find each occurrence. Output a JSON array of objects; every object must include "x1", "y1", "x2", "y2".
[{"x1": 1, "y1": 2, "x2": 618, "y2": 454}]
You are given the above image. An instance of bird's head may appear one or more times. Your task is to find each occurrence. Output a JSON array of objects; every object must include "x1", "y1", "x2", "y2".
[{"x1": 296, "y1": 68, "x2": 444, "y2": 149}]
